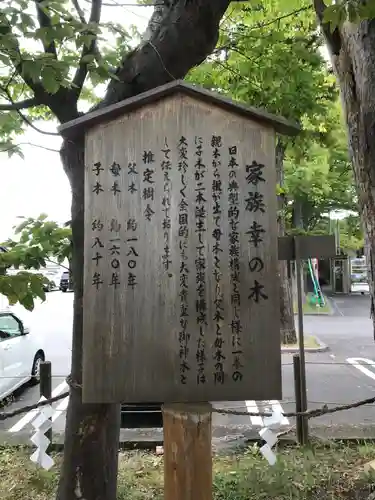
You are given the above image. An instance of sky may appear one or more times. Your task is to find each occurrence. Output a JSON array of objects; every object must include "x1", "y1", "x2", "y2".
[{"x1": 0, "y1": 1, "x2": 151, "y2": 242}]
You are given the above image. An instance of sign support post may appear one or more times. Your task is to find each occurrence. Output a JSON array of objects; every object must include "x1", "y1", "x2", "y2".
[
  {"x1": 279, "y1": 234, "x2": 337, "y2": 446},
  {"x1": 163, "y1": 403, "x2": 212, "y2": 500},
  {"x1": 294, "y1": 236, "x2": 308, "y2": 445}
]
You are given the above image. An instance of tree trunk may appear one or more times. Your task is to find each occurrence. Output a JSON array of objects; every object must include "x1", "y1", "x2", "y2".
[
  {"x1": 276, "y1": 140, "x2": 297, "y2": 344},
  {"x1": 313, "y1": 2, "x2": 375, "y2": 335},
  {"x1": 57, "y1": 2, "x2": 231, "y2": 499}
]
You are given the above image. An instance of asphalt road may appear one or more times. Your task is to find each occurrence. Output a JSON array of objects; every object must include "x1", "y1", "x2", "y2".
[{"x1": 2, "y1": 291, "x2": 375, "y2": 447}]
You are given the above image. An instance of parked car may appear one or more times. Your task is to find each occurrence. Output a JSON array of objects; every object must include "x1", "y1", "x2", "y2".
[
  {"x1": 42, "y1": 270, "x2": 60, "y2": 292},
  {"x1": 43, "y1": 279, "x2": 56, "y2": 292},
  {"x1": 0, "y1": 310, "x2": 45, "y2": 400},
  {"x1": 59, "y1": 271, "x2": 73, "y2": 292}
]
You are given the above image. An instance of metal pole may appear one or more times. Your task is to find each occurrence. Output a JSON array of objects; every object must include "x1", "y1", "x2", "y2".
[
  {"x1": 40, "y1": 361, "x2": 52, "y2": 448},
  {"x1": 293, "y1": 354, "x2": 303, "y2": 444},
  {"x1": 294, "y1": 237, "x2": 309, "y2": 445}
]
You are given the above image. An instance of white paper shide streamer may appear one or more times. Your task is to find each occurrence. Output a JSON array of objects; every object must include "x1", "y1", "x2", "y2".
[
  {"x1": 258, "y1": 407, "x2": 284, "y2": 465},
  {"x1": 8, "y1": 383, "x2": 70, "y2": 471},
  {"x1": 29, "y1": 397, "x2": 55, "y2": 470}
]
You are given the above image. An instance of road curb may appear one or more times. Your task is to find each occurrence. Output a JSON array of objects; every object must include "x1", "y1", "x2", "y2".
[{"x1": 281, "y1": 336, "x2": 328, "y2": 353}]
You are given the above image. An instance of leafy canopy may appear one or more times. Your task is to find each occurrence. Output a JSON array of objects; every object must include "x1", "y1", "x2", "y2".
[
  {"x1": 0, "y1": 214, "x2": 71, "y2": 310},
  {"x1": 0, "y1": 0, "x2": 138, "y2": 153},
  {"x1": 189, "y1": 0, "x2": 336, "y2": 132},
  {"x1": 189, "y1": 0, "x2": 355, "y2": 231},
  {"x1": 284, "y1": 100, "x2": 355, "y2": 230}
]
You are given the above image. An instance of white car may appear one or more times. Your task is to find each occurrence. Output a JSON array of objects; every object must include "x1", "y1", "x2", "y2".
[
  {"x1": 351, "y1": 282, "x2": 370, "y2": 294},
  {"x1": 0, "y1": 310, "x2": 45, "y2": 400}
]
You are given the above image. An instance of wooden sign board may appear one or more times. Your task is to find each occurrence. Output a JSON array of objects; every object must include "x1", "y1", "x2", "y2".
[
  {"x1": 278, "y1": 235, "x2": 336, "y2": 260},
  {"x1": 59, "y1": 81, "x2": 300, "y2": 404}
]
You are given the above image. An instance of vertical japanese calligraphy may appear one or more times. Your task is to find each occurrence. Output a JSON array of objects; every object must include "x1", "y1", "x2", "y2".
[
  {"x1": 142, "y1": 149, "x2": 156, "y2": 221},
  {"x1": 211, "y1": 135, "x2": 225, "y2": 385},
  {"x1": 161, "y1": 138, "x2": 172, "y2": 272},
  {"x1": 228, "y1": 145, "x2": 243, "y2": 382},
  {"x1": 87, "y1": 144, "x2": 273, "y2": 390},
  {"x1": 126, "y1": 218, "x2": 139, "y2": 289},
  {"x1": 91, "y1": 219, "x2": 104, "y2": 290},
  {"x1": 194, "y1": 136, "x2": 207, "y2": 385},
  {"x1": 109, "y1": 161, "x2": 121, "y2": 196},
  {"x1": 178, "y1": 136, "x2": 190, "y2": 384},
  {"x1": 80, "y1": 84, "x2": 286, "y2": 408},
  {"x1": 109, "y1": 217, "x2": 121, "y2": 289},
  {"x1": 92, "y1": 161, "x2": 104, "y2": 195},
  {"x1": 128, "y1": 160, "x2": 138, "y2": 195},
  {"x1": 246, "y1": 161, "x2": 268, "y2": 304}
]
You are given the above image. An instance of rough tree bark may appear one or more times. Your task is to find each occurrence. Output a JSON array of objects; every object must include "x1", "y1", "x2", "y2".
[
  {"x1": 276, "y1": 140, "x2": 298, "y2": 344},
  {"x1": 57, "y1": 2, "x2": 231, "y2": 499},
  {"x1": 313, "y1": 1, "x2": 375, "y2": 335}
]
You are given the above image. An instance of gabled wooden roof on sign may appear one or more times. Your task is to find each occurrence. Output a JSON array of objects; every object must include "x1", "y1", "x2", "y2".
[{"x1": 58, "y1": 79, "x2": 300, "y2": 137}]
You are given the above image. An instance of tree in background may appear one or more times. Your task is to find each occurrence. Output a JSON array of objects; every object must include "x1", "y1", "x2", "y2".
[
  {"x1": 313, "y1": 1, "x2": 375, "y2": 331},
  {"x1": 0, "y1": 214, "x2": 71, "y2": 309},
  {"x1": 285, "y1": 100, "x2": 355, "y2": 232},
  {"x1": 189, "y1": 0, "x2": 337, "y2": 343}
]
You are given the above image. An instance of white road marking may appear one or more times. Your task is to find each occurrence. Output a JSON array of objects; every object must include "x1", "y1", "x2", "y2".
[
  {"x1": 245, "y1": 400, "x2": 263, "y2": 426},
  {"x1": 347, "y1": 357, "x2": 375, "y2": 381},
  {"x1": 8, "y1": 380, "x2": 69, "y2": 433},
  {"x1": 51, "y1": 394, "x2": 69, "y2": 423}
]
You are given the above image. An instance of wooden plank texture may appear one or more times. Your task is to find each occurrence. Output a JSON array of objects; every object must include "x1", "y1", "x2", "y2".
[
  {"x1": 163, "y1": 403, "x2": 213, "y2": 500},
  {"x1": 278, "y1": 235, "x2": 336, "y2": 261},
  {"x1": 83, "y1": 93, "x2": 281, "y2": 403},
  {"x1": 58, "y1": 80, "x2": 300, "y2": 138}
]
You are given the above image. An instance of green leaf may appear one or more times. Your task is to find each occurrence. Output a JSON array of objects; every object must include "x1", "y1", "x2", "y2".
[
  {"x1": 22, "y1": 59, "x2": 41, "y2": 82},
  {"x1": 20, "y1": 293, "x2": 35, "y2": 311},
  {"x1": 80, "y1": 54, "x2": 96, "y2": 64},
  {"x1": 41, "y1": 66, "x2": 60, "y2": 94},
  {"x1": 30, "y1": 275, "x2": 46, "y2": 301},
  {"x1": 323, "y1": 5, "x2": 347, "y2": 31}
]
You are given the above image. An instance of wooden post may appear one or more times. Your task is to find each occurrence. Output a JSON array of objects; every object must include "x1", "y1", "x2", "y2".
[
  {"x1": 40, "y1": 361, "x2": 52, "y2": 447},
  {"x1": 163, "y1": 403, "x2": 212, "y2": 500}
]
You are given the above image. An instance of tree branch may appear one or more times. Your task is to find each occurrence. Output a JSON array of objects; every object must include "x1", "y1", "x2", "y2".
[
  {"x1": 72, "y1": 0, "x2": 87, "y2": 23},
  {"x1": 33, "y1": 0, "x2": 58, "y2": 57},
  {"x1": 0, "y1": 142, "x2": 60, "y2": 154},
  {"x1": 46, "y1": 258, "x2": 70, "y2": 271},
  {"x1": 0, "y1": 15, "x2": 78, "y2": 123},
  {"x1": 71, "y1": 0, "x2": 102, "y2": 97},
  {"x1": 97, "y1": 0, "x2": 231, "y2": 109},
  {"x1": 313, "y1": 0, "x2": 342, "y2": 56},
  {"x1": 0, "y1": 86, "x2": 60, "y2": 135},
  {"x1": 16, "y1": 109, "x2": 60, "y2": 136},
  {"x1": 216, "y1": 5, "x2": 313, "y2": 54},
  {"x1": 0, "y1": 97, "x2": 38, "y2": 111}
]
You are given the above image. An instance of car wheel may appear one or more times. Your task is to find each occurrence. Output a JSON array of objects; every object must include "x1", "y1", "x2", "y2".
[{"x1": 31, "y1": 352, "x2": 45, "y2": 385}]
